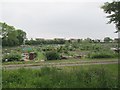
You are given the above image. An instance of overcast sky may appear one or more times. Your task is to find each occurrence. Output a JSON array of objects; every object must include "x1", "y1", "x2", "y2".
[{"x1": 0, "y1": 0, "x2": 118, "y2": 40}]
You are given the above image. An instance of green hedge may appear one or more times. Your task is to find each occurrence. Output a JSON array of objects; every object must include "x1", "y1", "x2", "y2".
[
  {"x1": 45, "y1": 51, "x2": 61, "y2": 60},
  {"x1": 88, "y1": 51, "x2": 117, "y2": 59}
]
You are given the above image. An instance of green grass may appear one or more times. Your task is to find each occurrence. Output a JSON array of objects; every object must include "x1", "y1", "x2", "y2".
[
  {"x1": 3, "y1": 58, "x2": 118, "y2": 65},
  {"x1": 2, "y1": 64, "x2": 118, "y2": 88},
  {"x1": 36, "y1": 52, "x2": 45, "y2": 61}
]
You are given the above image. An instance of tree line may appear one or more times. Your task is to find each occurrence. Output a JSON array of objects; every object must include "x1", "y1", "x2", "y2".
[
  {"x1": 25, "y1": 37, "x2": 118, "y2": 45},
  {"x1": 0, "y1": 22, "x2": 118, "y2": 47}
]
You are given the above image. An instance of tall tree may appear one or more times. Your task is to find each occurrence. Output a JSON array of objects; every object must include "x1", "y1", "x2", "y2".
[
  {"x1": 0, "y1": 22, "x2": 26, "y2": 46},
  {"x1": 16, "y1": 29, "x2": 26, "y2": 45},
  {"x1": 101, "y1": 0, "x2": 120, "y2": 33}
]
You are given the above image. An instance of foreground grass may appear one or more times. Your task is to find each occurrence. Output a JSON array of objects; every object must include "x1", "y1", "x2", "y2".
[{"x1": 2, "y1": 64, "x2": 118, "y2": 88}]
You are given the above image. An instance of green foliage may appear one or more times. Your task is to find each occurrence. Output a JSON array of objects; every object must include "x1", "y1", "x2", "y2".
[
  {"x1": 45, "y1": 51, "x2": 61, "y2": 60},
  {"x1": 2, "y1": 41, "x2": 118, "y2": 61},
  {"x1": 88, "y1": 51, "x2": 116, "y2": 59},
  {"x1": 0, "y1": 22, "x2": 26, "y2": 46},
  {"x1": 36, "y1": 52, "x2": 45, "y2": 60},
  {"x1": 104, "y1": 37, "x2": 112, "y2": 43},
  {"x1": 16, "y1": 29, "x2": 26, "y2": 44},
  {"x1": 25, "y1": 38, "x2": 66, "y2": 45},
  {"x1": 2, "y1": 53, "x2": 22, "y2": 62},
  {"x1": 2, "y1": 65, "x2": 118, "y2": 88},
  {"x1": 101, "y1": 1, "x2": 120, "y2": 32}
]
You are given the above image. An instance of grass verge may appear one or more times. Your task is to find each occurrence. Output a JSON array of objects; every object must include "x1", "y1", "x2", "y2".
[{"x1": 2, "y1": 64, "x2": 118, "y2": 88}]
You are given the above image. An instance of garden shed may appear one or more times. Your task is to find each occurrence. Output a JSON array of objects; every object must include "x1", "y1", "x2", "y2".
[
  {"x1": 29, "y1": 52, "x2": 36, "y2": 60},
  {"x1": 22, "y1": 52, "x2": 36, "y2": 61}
]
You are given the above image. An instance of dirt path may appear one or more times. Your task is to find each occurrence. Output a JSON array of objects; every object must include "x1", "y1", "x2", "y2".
[{"x1": 3, "y1": 60, "x2": 118, "y2": 70}]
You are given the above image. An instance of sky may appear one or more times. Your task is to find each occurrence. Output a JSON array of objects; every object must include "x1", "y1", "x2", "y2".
[{"x1": 0, "y1": 0, "x2": 118, "y2": 40}]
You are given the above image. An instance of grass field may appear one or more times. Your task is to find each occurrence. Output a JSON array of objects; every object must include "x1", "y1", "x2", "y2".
[
  {"x1": 3, "y1": 58, "x2": 118, "y2": 65},
  {"x1": 2, "y1": 64, "x2": 118, "y2": 88}
]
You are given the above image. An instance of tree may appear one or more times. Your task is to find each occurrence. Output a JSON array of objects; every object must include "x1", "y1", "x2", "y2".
[
  {"x1": 84, "y1": 38, "x2": 92, "y2": 43},
  {"x1": 0, "y1": 22, "x2": 26, "y2": 46},
  {"x1": 53, "y1": 38, "x2": 66, "y2": 44},
  {"x1": 1, "y1": 22, "x2": 19, "y2": 46},
  {"x1": 77, "y1": 39, "x2": 82, "y2": 43},
  {"x1": 101, "y1": 1, "x2": 120, "y2": 33},
  {"x1": 104, "y1": 37, "x2": 112, "y2": 43},
  {"x1": 16, "y1": 29, "x2": 26, "y2": 45}
]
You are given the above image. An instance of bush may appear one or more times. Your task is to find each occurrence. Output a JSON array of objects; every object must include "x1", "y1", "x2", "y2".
[
  {"x1": 88, "y1": 52, "x2": 116, "y2": 59},
  {"x1": 45, "y1": 51, "x2": 61, "y2": 60},
  {"x1": 2, "y1": 53, "x2": 22, "y2": 62}
]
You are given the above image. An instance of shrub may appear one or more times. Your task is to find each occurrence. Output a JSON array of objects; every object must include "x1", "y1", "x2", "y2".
[
  {"x1": 2, "y1": 53, "x2": 22, "y2": 62},
  {"x1": 88, "y1": 52, "x2": 116, "y2": 59},
  {"x1": 45, "y1": 51, "x2": 61, "y2": 60}
]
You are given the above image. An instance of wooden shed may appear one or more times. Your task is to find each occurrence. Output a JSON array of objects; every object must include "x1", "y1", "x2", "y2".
[{"x1": 29, "y1": 52, "x2": 37, "y2": 60}]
